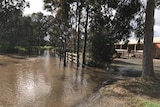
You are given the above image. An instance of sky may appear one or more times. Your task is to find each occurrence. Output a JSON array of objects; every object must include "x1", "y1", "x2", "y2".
[
  {"x1": 23, "y1": 0, "x2": 50, "y2": 15},
  {"x1": 154, "y1": 9, "x2": 160, "y2": 37},
  {"x1": 24, "y1": 0, "x2": 160, "y2": 37}
]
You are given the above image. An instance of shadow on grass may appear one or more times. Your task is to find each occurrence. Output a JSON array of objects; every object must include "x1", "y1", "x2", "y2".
[
  {"x1": 112, "y1": 59, "x2": 140, "y2": 67},
  {"x1": 111, "y1": 59, "x2": 160, "y2": 99},
  {"x1": 84, "y1": 67, "x2": 115, "y2": 87},
  {"x1": 87, "y1": 70, "x2": 111, "y2": 83},
  {"x1": 122, "y1": 78, "x2": 160, "y2": 99}
]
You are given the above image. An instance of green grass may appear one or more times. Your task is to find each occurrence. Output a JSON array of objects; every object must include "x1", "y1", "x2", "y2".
[
  {"x1": 39, "y1": 46, "x2": 54, "y2": 50},
  {"x1": 130, "y1": 98, "x2": 160, "y2": 107},
  {"x1": 15, "y1": 46, "x2": 27, "y2": 52}
]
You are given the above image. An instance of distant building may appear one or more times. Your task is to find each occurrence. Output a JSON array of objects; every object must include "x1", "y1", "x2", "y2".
[{"x1": 115, "y1": 37, "x2": 160, "y2": 59}]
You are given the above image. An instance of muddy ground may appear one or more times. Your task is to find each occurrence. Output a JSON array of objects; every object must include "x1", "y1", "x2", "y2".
[{"x1": 76, "y1": 58, "x2": 160, "y2": 107}]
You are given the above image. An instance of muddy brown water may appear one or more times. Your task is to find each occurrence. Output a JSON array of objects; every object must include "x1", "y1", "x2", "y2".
[{"x1": 0, "y1": 51, "x2": 98, "y2": 107}]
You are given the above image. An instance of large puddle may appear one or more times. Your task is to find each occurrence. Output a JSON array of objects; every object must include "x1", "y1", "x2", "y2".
[{"x1": 0, "y1": 51, "x2": 98, "y2": 107}]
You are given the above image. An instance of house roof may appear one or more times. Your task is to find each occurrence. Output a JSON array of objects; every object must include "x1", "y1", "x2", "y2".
[
  {"x1": 153, "y1": 37, "x2": 160, "y2": 43},
  {"x1": 117, "y1": 37, "x2": 160, "y2": 45}
]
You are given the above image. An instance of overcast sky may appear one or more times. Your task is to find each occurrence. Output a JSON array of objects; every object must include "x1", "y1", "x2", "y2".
[
  {"x1": 24, "y1": 0, "x2": 160, "y2": 37},
  {"x1": 154, "y1": 9, "x2": 160, "y2": 37},
  {"x1": 23, "y1": 0, "x2": 50, "y2": 15}
]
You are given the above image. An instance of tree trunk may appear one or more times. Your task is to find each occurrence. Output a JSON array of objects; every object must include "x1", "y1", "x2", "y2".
[
  {"x1": 76, "y1": 1, "x2": 82, "y2": 67},
  {"x1": 82, "y1": 6, "x2": 89, "y2": 67},
  {"x1": 142, "y1": 0, "x2": 155, "y2": 78},
  {"x1": 63, "y1": 35, "x2": 67, "y2": 67}
]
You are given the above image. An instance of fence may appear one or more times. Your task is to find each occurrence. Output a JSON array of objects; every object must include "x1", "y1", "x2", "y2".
[{"x1": 66, "y1": 52, "x2": 77, "y2": 64}]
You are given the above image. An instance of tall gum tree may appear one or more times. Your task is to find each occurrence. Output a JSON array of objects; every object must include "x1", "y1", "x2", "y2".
[
  {"x1": 142, "y1": 0, "x2": 155, "y2": 78},
  {"x1": 0, "y1": 0, "x2": 29, "y2": 51}
]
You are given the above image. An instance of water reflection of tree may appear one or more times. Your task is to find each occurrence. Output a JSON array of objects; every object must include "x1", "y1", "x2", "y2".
[{"x1": 75, "y1": 68, "x2": 84, "y2": 88}]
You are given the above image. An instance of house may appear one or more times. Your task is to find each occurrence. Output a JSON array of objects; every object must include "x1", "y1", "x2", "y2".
[
  {"x1": 115, "y1": 37, "x2": 160, "y2": 59},
  {"x1": 153, "y1": 37, "x2": 160, "y2": 58}
]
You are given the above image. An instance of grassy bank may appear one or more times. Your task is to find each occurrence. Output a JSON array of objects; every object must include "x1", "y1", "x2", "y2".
[
  {"x1": 130, "y1": 97, "x2": 160, "y2": 107},
  {"x1": 101, "y1": 58, "x2": 160, "y2": 107}
]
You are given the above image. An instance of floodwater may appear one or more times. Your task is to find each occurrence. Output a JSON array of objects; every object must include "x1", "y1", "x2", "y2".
[{"x1": 0, "y1": 50, "x2": 97, "y2": 107}]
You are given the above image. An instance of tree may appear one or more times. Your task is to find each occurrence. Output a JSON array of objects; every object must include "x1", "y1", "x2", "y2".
[
  {"x1": 76, "y1": 0, "x2": 83, "y2": 67},
  {"x1": 82, "y1": 5, "x2": 89, "y2": 67},
  {"x1": 142, "y1": 0, "x2": 155, "y2": 78},
  {"x1": 0, "y1": 0, "x2": 29, "y2": 52},
  {"x1": 156, "y1": 0, "x2": 160, "y2": 8},
  {"x1": 44, "y1": 0, "x2": 72, "y2": 66},
  {"x1": 88, "y1": 0, "x2": 143, "y2": 67},
  {"x1": 44, "y1": 0, "x2": 143, "y2": 68},
  {"x1": 31, "y1": 12, "x2": 48, "y2": 47}
]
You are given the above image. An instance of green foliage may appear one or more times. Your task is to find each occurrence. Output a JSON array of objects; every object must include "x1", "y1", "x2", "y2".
[
  {"x1": 0, "y1": 3, "x2": 55, "y2": 53},
  {"x1": 44, "y1": 0, "x2": 144, "y2": 67},
  {"x1": 88, "y1": 0, "x2": 143, "y2": 66},
  {"x1": 39, "y1": 46, "x2": 54, "y2": 50},
  {"x1": 91, "y1": 33, "x2": 114, "y2": 64},
  {"x1": 89, "y1": 8, "x2": 115, "y2": 64},
  {"x1": 0, "y1": 0, "x2": 29, "y2": 53},
  {"x1": 15, "y1": 46, "x2": 27, "y2": 52}
]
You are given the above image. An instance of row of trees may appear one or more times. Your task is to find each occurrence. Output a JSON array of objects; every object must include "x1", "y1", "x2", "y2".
[
  {"x1": 0, "y1": 0, "x2": 55, "y2": 54},
  {"x1": 0, "y1": 0, "x2": 159, "y2": 78},
  {"x1": 44, "y1": 1, "x2": 141, "y2": 65},
  {"x1": 44, "y1": 0, "x2": 159, "y2": 78},
  {"x1": 44, "y1": 0, "x2": 144, "y2": 66}
]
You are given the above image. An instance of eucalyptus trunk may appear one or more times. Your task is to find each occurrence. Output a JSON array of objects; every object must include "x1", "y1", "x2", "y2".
[
  {"x1": 63, "y1": 35, "x2": 67, "y2": 66},
  {"x1": 76, "y1": 1, "x2": 82, "y2": 67},
  {"x1": 142, "y1": 0, "x2": 155, "y2": 78},
  {"x1": 82, "y1": 6, "x2": 89, "y2": 67}
]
